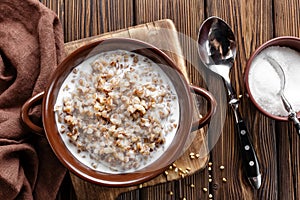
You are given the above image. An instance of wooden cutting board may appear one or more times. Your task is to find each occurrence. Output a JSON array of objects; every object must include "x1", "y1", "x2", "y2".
[{"x1": 64, "y1": 19, "x2": 209, "y2": 200}]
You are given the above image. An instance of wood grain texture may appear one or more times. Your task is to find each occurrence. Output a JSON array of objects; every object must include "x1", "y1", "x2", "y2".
[
  {"x1": 274, "y1": 0, "x2": 300, "y2": 37},
  {"x1": 37, "y1": 0, "x2": 300, "y2": 199},
  {"x1": 40, "y1": 0, "x2": 134, "y2": 42},
  {"x1": 273, "y1": 1, "x2": 300, "y2": 200}
]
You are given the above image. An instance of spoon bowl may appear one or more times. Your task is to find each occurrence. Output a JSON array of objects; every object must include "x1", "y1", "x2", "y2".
[
  {"x1": 198, "y1": 17, "x2": 236, "y2": 64},
  {"x1": 198, "y1": 17, "x2": 237, "y2": 99}
]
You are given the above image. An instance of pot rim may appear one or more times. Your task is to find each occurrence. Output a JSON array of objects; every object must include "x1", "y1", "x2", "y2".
[{"x1": 42, "y1": 37, "x2": 195, "y2": 186}]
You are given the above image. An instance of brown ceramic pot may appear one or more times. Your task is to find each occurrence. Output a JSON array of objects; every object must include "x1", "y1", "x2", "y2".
[
  {"x1": 21, "y1": 38, "x2": 216, "y2": 186},
  {"x1": 245, "y1": 36, "x2": 300, "y2": 121}
]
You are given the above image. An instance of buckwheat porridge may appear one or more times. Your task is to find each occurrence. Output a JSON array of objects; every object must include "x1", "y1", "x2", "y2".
[{"x1": 54, "y1": 50, "x2": 180, "y2": 173}]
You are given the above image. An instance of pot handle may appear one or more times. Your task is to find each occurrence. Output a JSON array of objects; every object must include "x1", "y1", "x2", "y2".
[
  {"x1": 21, "y1": 91, "x2": 45, "y2": 136},
  {"x1": 190, "y1": 85, "x2": 217, "y2": 132}
]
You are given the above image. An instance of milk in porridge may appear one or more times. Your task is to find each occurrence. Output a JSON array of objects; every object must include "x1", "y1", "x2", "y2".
[{"x1": 54, "y1": 50, "x2": 180, "y2": 173}]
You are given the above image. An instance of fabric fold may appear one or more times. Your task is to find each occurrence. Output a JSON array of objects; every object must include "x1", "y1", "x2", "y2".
[{"x1": 0, "y1": 0, "x2": 66, "y2": 199}]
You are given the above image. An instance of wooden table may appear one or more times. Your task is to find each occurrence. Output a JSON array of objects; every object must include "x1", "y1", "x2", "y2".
[{"x1": 41, "y1": 0, "x2": 300, "y2": 199}]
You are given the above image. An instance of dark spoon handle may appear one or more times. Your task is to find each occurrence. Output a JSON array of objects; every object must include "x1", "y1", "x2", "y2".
[
  {"x1": 288, "y1": 112, "x2": 300, "y2": 135},
  {"x1": 294, "y1": 123, "x2": 300, "y2": 135},
  {"x1": 236, "y1": 120, "x2": 261, "y2": 189}
]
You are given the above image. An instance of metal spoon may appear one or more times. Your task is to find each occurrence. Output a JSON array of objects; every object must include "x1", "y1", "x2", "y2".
[
  {"x1": 197, "y1": 16, "x2": 261, "y2": 189},
  {"x1": 264, "y1": 55, "x2": 300, "y2": 135}
]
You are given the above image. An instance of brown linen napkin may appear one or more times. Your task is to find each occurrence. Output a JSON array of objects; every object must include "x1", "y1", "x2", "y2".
[{"x1": 0, "y1": 0, "x2": 66, "y2": 199}]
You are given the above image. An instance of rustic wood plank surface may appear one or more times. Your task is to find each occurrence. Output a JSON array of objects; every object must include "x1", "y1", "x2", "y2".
[{"x1": 38, "y1": 0, "x2": 300, "y2": 199}]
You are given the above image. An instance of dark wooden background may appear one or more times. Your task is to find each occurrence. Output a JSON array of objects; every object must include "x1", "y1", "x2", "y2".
[{"x1": 40, "y1": 0, "x2": 300, "y2": 199}]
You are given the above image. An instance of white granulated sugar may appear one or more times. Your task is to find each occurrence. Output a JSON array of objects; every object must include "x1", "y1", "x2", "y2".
[{"x1": 248, "y1": 46, "x2": 300, "y2": 116}]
